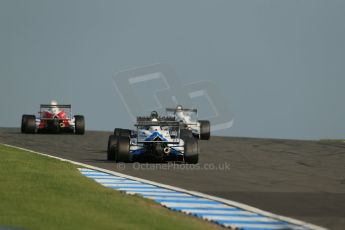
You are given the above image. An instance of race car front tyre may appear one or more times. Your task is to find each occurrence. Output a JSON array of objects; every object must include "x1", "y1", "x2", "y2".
[
  {"x1": 74, "y1": 115, "x2": 85, "y2": 135},
  {"x1": 199, "y1": 120, "x2": 210, "y2": 140},
  {"x1": 107, "y1": 135, "x2": 117, "y2": 161},
  {"x1": 114, "y1": 128, "x2": 130, "y2": 137},
  {"x1": 116, "y1": 136, "x2": 132, "y2": 163},
  {"x1": 184, "y1": 137, "x2": 199, "y2": 164},
  {"x1": 22, "y1": 115, "x2": 36, "y2": 134},
  {"x1": 119, "y1": 129, "x2": 131, "y2": 138},
  {"x1": 114, "y1": 128, "x2": 122, "y2": 136}
]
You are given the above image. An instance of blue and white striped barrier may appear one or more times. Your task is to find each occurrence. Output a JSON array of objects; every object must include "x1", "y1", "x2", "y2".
[{"x1": 79, "y1": 168, "x2": 315, "y2": 230}]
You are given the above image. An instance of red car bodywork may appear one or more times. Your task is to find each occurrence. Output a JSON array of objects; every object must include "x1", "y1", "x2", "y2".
[{"x1": 38, "y1": 110, "x2": 71, "y2": 129}]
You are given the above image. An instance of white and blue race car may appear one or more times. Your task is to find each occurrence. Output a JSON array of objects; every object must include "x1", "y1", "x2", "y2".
[
  {"x1": 166, "y1": 105, "x2": 210, "y2": 140},
  {"x1": 107, "y1": 111, "x2": 199, "y2": 163}
]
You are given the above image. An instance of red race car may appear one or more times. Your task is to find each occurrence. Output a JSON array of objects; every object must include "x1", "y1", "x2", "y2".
[{"x1": 21, "y1": 100, "x2": 85, "y2": 134}]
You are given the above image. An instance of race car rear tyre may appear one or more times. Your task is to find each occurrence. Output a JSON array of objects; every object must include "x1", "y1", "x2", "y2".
[
  {"x1": 116, "y1": 136, "x2": 132, "y2": 163},
  {"x1": 199, "y1": 120, "x2": 210, "y2": 140},
  {"x1": 114, "y1": 128, "x2": 122, "y2": 136},
  {"x1": 107, "y1": 135, "x2": 117, "y2": 161},
  {"x1": 184, "y1": 137, "x2": 199, "y2": 164},
  {"x1": 74, "y1": 115, "x2": 85, "y2": 135},
  {"x1": 22, "y1": 115, "x2": 36, "y2": 134},
  {"x1": 21, "y1": 115, "x2": 28, "y2": 133},
  {"x1": 119, "y1": 129, "x2": 131, "y2": 138}
]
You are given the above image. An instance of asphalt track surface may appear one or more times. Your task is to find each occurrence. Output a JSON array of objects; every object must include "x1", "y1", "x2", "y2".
[{"x1": 1, "y1": 128, "x2": 344, "y2": 230}]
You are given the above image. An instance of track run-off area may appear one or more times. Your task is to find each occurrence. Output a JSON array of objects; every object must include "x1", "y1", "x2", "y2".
[{"x1": 1, "y1": 128, "x2": 344, "y2": 229}]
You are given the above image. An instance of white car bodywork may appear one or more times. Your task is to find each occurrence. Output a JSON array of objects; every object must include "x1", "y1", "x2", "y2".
[{"x1": 166, "y1": 107, "x2": 202, "y2": 138}]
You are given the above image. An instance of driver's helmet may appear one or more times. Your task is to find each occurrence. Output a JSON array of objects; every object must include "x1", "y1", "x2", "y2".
[
  {"x1": 176, "y1": 105, "x2": 183, "y2": 111},
  {"x1": 150, "y1": 111, "x2": 158, "y2": 119},
  {"x1": 50, "y1": 100, "x2": 59, "y2": 114},
  {"x1": 175, "y1": 105, "x2": 184, "y2": 120},
  {"x1": 149, "y1": 111, "x2": 160, "y2": 131}
]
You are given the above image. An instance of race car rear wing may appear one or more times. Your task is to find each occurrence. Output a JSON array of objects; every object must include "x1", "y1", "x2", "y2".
[
  {"x1": 136, "y1": 116, "x2": 176, "y2": 122},
  {"x1": 165, "y1": 108, "x2": 198, "y2": 113},
  {"x1": 135, "y1": 120, "x2": 181, "y2": 143},
  {"x1": 135, "y1": 121, "x2": 180, "y2": 127},
  {"x1": 40, "y1": 104, "x2": 72, "y2": 109}
]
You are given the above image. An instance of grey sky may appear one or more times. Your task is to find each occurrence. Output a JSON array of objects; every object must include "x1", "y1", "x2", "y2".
[{"x1": 0, "y1": 0, "x2": 344, "y2": 140}]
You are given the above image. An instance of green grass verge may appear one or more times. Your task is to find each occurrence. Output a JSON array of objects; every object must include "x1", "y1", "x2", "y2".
[
  {"x1": 318, "y1": 139, "x2": 345, "y2": 143},
  {"x1": 0, "y1": 144, "x2": 221, "y2": 230}
]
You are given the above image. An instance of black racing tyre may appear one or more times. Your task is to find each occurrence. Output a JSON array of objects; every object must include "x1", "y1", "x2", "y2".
[
  {"x1": 114, "y1": 128, "x2": 122, "y2": 136},
  {"x1": 74, "y1": 115, "x2": 85, "y2": 135},
  {"x1": 22, "y1": 115, "x2": 36, "y2": 134},
  {"x1": 107, "y1": 135, "x2": 118, "y2": 161},
  {"x1": 119, "y1": 129, "x2": 131, "y2": 138},
  {"x1": 21, "y1": 115, "x2": 28, "y2": 133},
  {"x1": 199, "y1": 120, "x2": 210, "y2": 140},
  {"x1": 184, "y1": 137, "x2": 199, "y2": 164},
  {"x1": 116, "y1": 136, "x2": 132, "y2": 163}
]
